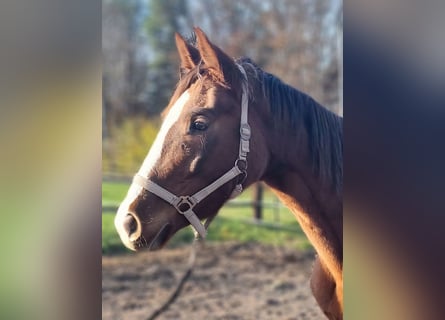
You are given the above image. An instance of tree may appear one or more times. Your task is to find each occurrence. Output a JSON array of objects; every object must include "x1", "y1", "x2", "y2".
[
  {"x1": 102, "y1": 0, "x2": 149, "y2": 136},
  {"x1": 144, "y1": 0, "x2": 191, "y2": 114},
  {"x1": 189, "y1": 0, "x2": 338, "y2": 110}
]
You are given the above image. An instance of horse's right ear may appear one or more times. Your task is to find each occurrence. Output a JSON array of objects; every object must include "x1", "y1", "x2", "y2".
[
  {"x1": 194, "y1": 27, "x2": 238, "y2": 86},
  {"x1": 175, "y1": 32, "x2": 200, "y2": 74}
]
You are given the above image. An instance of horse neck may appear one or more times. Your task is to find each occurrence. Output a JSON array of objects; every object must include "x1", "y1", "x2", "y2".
[
  {"x1": 257, "y1": 90, "x2": 343, "y2": 276},
  {"x1": 262, "y1": 127, "x2": 342, "y2": 223},
  {"x1": 258, "y1": 92, "x2": 342, "y2": 211}
]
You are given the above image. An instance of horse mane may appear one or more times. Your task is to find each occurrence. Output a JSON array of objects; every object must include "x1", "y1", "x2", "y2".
[{"x1": 237, "y1": 58, "x2": 343, "y2": 194}]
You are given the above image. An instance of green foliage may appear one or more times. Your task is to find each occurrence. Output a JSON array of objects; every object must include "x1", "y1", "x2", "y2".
[{"x1": 103, "y1": 117, "x2": 161, "y2": 175}]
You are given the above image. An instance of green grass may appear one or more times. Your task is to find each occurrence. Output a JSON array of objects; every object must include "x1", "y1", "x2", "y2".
[
  {"x1": 102, "y1": 181, "x2": 129, "y2": 206},
  {"x1": 102, "y1": 181, "x2": 311, "y2": 255}
]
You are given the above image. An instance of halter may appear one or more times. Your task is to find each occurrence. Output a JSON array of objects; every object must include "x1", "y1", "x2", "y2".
[{"x1": 133, "y1": 64, "x2": 250, "y2": 239}]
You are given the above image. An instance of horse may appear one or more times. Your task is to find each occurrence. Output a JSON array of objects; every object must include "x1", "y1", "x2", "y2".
[{"x1": 115, "y1": 27, "x2": 343, "y2": 320}]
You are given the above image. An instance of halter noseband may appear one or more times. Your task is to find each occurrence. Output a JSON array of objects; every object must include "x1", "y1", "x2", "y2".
[{"x1": 133, "y1": 64, "x2": 250, "y2": 239}]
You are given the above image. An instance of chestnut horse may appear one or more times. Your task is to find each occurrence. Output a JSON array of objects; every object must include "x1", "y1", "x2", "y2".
[{"x1": 115, "y1": 27, "x2": 343, "y2": 319}]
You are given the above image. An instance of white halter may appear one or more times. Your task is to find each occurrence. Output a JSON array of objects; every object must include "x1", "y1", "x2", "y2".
[{"x1": 133, "y1": 64, "x2": 250, "y2": 238}]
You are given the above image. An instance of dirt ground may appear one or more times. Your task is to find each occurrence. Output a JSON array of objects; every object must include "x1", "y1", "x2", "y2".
[{"x1": 102, "y1": 242, "x2": 325, "y2": 320}]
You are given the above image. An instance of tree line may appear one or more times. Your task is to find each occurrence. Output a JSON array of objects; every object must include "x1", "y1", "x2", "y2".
[{"x1": 103, "y1": 0, "x2": 341, "y2": 134}]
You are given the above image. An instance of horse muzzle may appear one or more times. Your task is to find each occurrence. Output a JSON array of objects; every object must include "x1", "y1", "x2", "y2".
[{"x1": 114, "y1": 211, "x2": 143, "y2": 251}]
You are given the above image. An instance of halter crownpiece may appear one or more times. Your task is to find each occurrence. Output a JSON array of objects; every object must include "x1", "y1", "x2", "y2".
[{"x1": 133, "y1": 64, "x2": 250, "y2": 239}]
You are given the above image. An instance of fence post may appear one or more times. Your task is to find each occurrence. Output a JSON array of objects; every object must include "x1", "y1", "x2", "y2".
[{"x1": 253, "y1": 183, "x2": 263, "y2": 221}]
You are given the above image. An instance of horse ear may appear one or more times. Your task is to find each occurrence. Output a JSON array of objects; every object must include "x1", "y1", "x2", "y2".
[
  {"x1": 194, "y1": 27, "x2": 236, "y2": 84},
  {"x1": 175, "y1": 32, "x2": 200, "y2": 73}
]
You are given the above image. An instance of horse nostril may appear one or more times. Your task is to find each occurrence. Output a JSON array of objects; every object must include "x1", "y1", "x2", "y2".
[{"x1": 123, "y1": 214, "x2": 138, "y2": 237}]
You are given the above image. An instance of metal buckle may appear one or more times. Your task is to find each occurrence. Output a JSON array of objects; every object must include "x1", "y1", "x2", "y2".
[
  {"x1": 240, "y1": 123, "x2": 251, "y2": 140},
  {"x1": 175, "y1": 196, "x2": 196, "y2": 214}
]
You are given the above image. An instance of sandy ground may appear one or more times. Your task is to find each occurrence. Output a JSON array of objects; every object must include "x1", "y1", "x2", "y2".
[{"x1": 102, "y1": 242, "x2": 325, "y2": 320}]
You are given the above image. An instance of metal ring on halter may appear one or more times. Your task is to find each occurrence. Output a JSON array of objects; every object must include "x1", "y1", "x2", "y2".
[
  {"x1": 235, "y1": 158, "x2": 248, "y2": 171},
  {"x1": 234, "y1": 159, "x2": 248, "y2": 185},
  {"x1": 175, "y1": 196, "x2": 196, "y2": 214}
]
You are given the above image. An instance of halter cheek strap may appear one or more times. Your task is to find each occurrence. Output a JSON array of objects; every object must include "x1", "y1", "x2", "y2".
[{"x1": 133, "y1": 64, "x2": 250, "y2": 239}]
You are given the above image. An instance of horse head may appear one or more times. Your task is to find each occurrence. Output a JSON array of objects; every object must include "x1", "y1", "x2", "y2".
[{"x1": 115, "y1": 28, "x2": 268, "y2": 251}]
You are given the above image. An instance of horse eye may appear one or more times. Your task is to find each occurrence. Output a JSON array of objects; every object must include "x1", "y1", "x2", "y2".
[{"x1": 191, "y1": 120, "x2": 208, "y2": 131}]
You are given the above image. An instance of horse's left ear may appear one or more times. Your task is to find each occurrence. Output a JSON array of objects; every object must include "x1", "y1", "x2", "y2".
[
  {"x1": 194, "y1": 27, "x2": 237, "y2": 85},
  {"x1": 175, "y1": 32, "x2": 201, "y2": 74}
]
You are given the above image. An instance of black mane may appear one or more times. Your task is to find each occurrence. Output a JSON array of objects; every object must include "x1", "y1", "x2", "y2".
[{"x1": 237, "y1": 58, "x2": 343, "y2": 194}]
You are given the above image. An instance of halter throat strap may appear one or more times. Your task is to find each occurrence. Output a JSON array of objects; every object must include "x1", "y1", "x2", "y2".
[{"x1": 133, "y1": 64, "x2": 250, "y2": 239}]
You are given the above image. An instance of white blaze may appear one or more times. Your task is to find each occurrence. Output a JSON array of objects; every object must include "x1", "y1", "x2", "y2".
[
  {"x1": 115, "y1": 90, "x2": 190, "y2": 249},
  {"x1": 138, "y1": 90, "x2": 190, "y2": 176}
]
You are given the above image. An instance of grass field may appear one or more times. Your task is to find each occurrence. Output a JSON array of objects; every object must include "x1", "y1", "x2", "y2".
[{"x1": 102, "y1": 181, "x2": 311, "y2": 254}]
